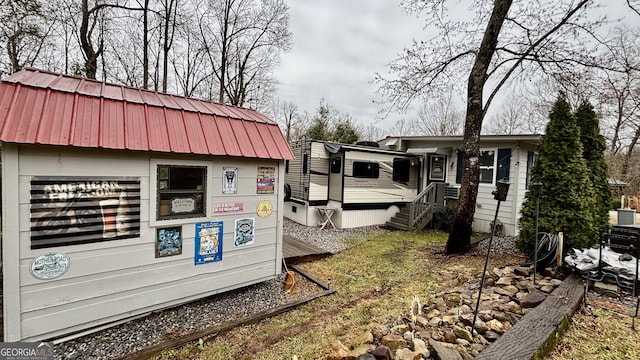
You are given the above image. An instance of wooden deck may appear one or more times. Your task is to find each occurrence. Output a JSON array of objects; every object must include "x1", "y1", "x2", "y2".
[{"x1": 282, "y1": 235, "x2": 331, "y2": 264}]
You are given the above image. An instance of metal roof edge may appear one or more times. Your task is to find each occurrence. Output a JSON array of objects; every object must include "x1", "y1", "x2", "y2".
[{"x1": 1, "y1": 68, "x2": 275, "y2": 125}]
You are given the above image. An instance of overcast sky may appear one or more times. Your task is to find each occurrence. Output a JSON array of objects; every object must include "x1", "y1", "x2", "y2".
[
  {"x1": 272, "y1": 1, "x2": 638, "y2": 132},
  {"x1": 272, "y1": 1, "x2": 425, "y2": 131}
]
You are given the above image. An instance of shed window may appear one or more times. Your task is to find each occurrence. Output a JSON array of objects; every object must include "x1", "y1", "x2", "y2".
[
  {"x1": 157, "y1": 165, "x2": 206, "y2": 220},
  {"x1": 353, "y1": 161, "x2": 379, "y2": 178},
  {"x1": 392, "y1": 158, "x2": 411, "y2": 182}
]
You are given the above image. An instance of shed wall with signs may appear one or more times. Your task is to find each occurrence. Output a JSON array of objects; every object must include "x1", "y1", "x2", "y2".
[{"x1": 0, "y1": 68, "x2": 293, "y2": 341}]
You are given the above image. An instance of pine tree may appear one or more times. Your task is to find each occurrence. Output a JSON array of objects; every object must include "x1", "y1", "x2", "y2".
[
  {"x1": 575, "y1": 100, "x2": 612, "y2": 234},
  {"x1": 517, "y1": 95, "x2": 598, "y2": 252}
]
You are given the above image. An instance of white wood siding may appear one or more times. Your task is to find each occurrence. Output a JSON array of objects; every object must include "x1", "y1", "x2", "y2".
[{"x1": 4, "y1": 144, "x2": 283, "y2": 341}]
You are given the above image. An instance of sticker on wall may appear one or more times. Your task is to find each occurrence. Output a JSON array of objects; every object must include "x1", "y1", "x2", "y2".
[
  {"x1": 256, "y1": 166, "x2": 275, "y2": 194},
  {"x1": 30, "y1": 252, "x2": 70, "y2": 280},
  {"x1": 223, "y1": 167, "x2": 238, "y2": 194},
  {"x1": 156, "y1": 226, "x2": 183, "y2": 258},
  {"x1": 234, "y1": 218, "x2": 255, "y2": 247},
  {"x1": 195, "y1": 221, "x2": 223, "y2": 265},
  {"x1": 256, "y1": 200, "x2": 273, "y2": 218},
  {"x1": 213, "y1": 202, "x2": 244, "y2": 214}
]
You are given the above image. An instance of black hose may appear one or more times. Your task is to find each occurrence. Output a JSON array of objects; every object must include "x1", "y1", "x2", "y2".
[{"x1": 522, "y1": 232, "x2": 559, "y2": 269}]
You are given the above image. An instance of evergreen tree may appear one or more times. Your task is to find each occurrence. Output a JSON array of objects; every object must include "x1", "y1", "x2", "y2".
[
  {"x1": 575, "y1": 100, "x2": 612, "y2": 233},
  {"x1": 517, "y1": 95, "x2": 598, "y2": 252},
  {"x1": 331, "y1": 117, "x2": 359, "y2": 144},
  {"x1": 305, "y1": 101, "x2": 331, "y2": 140}
]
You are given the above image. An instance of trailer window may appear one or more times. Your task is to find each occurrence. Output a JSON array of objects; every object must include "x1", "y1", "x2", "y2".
[
  {"x1": 392, "y1": 158, "x2": 411, "y2": 182},
  {"x1": 353, "y1": 161, "x2": 379, "y2": 178},
  {"x1": 331, "y1": 158, "x2": 342, "y2": 173},
  {"x1": 157, "y1": 165, "x2": 206, "y2": 220}
]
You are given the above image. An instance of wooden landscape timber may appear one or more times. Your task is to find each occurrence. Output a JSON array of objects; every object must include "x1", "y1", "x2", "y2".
[{"x1": 475, "y1": 274, "x2": 584, "y2": 360}]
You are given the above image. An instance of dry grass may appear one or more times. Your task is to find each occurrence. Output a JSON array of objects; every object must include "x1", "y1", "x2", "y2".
[
  {"x1": 547, "y1": 301, "x2": 640, "y2": 360},
  {"x1": 154, "y1": 230, "x2": 637, "y2": 359}
]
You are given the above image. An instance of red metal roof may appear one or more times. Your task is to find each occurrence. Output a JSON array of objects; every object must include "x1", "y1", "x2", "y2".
[{"x1": 0, "y1": 68, "x2": 294, "y2": 160}]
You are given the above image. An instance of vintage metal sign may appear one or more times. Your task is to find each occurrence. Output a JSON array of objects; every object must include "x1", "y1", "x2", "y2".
[
  {"x1": 222, "y1": 167, "x2": 238, "y2": 194},
  {"x1": 156, "y1": 226, "x2": 182, "y2": 258},
  {"x1": 30, "y1": 176, "x2": 141, "y2": 249},
  {"x1": 256, "y1": 166, "x2": 275, "y2": 194},
  {"x1": 195, "y1": 221, "x2": 223, "y2": 265},
  {"x1": 256, "y1": 200, "x2": 273, "y2": 217},
  {"x1": 234, "y1": 218, "x2": 255, "y2": 247},
  {"x1": 30, "y1": 252, "x2": 70, "y2": 280},
  {"x1": 213, "y1": 202, "x2": 244, "y2": 213}
]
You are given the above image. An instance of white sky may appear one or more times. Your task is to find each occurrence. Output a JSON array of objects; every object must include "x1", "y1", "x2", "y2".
[
  {"x1": 272, "y1": 1, "x2": 639, "y2": 132},
  {"x1": 273, "y1": 1, "x2": 426, "y2": 131}
]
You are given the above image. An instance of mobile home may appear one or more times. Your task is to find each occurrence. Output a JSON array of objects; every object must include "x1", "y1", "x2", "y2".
[{"x1": 380, "y1": 134, "x2": 541, "y2": 236}]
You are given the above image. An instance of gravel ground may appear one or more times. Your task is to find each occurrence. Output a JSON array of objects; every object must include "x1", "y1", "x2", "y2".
[
  {"x1": 474, "y1": 234, "x2": 521, "y2": 255},
  {"x1": 54, "y1": 220, "x2": 381, "y2": 360},
  {"x1": 283, "y1": 218, "x2": 389, "y2": 254}
]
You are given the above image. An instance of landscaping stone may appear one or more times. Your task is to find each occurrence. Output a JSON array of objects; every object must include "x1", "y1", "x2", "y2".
[
  {"x1": 326, "y1": 340, "x2": 350, "y2": 360},
  {"x1": 334, "y1": 262, "x2": 568, "y2": 360},
  {"x1": 350, "y1": 344, "x2": 375, "y2": 358},
  {"x1": 453, "y1": 325, "x2": 473, "y2": 342},
  {"x1": 413, "y1": 338, "x2": 429, "y2": 358},
  {"x1": 395, "y1": 348, "x2": 421, "y2": 360},
  {"x1": 370, "y1": 345, "x2": 392, "y2": 360},
  {"x1": 381, "y1": 333, "x2": 405, "y2": 351},
  {"x1": 429, "y1": 339, "x2": 463, "y2": 360},
  {"x1": 356, "y1": 354, "x2": 376, "y2": 360},
  {"x1": 521, "y1": 291, "x2": 546, "y2": 308}
]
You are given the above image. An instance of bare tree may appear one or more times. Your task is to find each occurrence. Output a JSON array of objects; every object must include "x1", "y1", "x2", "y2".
[
  {"x1": 78, "y1": 0, "x2": 143, "y2": 79},
  {"x1": 376, "y1": 0, "x2": 636, "y2": 254},
  {"x1": 387, "y1": 118, "x2": 414, "y2": 137},
  {"x1": 483, "y1": 89, "x2": 546, "y2": 134},
  {"x1": 413, "y1": 96, "x2": 464, "y2": 135},
  {"x1": 0, "y1": 0, "x2": 54, "y2": 74},
  {"x1": 597, "y1": 26, "x2": 640, "y2": 156},
  {"x1": 197, "y1": 0, "x2": 291, "y2": 105},
  {"x1": 358, "y1": 123, "x2": 386, "y2": 142}
]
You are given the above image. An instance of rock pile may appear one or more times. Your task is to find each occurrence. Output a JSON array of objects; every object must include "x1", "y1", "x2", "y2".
[{"x1": 327, "y1": 265, "x2": 566, "y2": 360}]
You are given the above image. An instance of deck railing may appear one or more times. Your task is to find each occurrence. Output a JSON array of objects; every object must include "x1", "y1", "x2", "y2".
[{"x1": 408, "y1": 182, "x2": 447, "y2": 230}]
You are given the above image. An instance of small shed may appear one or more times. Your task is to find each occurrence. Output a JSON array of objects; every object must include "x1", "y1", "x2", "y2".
[{"x1": 0, "y1": 68, "x2": 294, "y2": 341}]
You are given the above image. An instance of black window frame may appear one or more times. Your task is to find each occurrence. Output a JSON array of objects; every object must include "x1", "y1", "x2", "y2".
[
  {"x1": 392, "y1": 158, "x2": 411, "y2": 183},
  {"x1": 157, "y1": 165, "x2": 207, "y2": 220},
  {"x1": 353, "y1": 161, "x2": 379, "y2": 179},
  {"x1": 330, "y1": 157, "x2": 342, "y2": 174}
]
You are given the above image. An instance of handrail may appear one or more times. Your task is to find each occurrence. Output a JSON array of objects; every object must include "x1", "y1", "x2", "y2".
[{"x1": 408, "y1": 183, "x2": 439, "y2": 230}]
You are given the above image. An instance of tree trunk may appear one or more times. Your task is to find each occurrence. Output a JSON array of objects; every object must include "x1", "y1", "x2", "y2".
[
  {"x1": 80, "y1": 0, "x2": 98, "y2": 79},
  {"x1": 446, "y1": 0, "x2": 512, "y2": 254},
  {"x1": 143, "y1": 0, "x2": 149, "y2": 89},
  {"x1": 218, "y1": 0, "x2": 230, "y2": 103}
]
